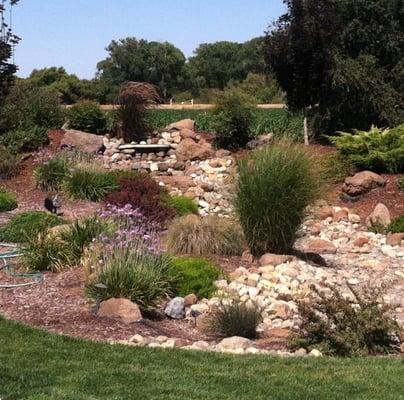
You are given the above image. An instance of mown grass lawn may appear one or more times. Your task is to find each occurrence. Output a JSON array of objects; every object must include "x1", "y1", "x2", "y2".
[{"x1": 1, "y1": 317, "x2": 403, "y2": 400}]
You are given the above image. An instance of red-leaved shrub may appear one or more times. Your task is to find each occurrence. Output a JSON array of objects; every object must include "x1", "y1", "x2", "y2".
[{"x1": 105, "y1": 174, "x2": 173, "y2": 224}]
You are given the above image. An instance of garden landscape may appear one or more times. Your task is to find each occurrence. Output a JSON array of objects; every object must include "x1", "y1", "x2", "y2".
[{"x1": 0, "y1": 1, "x2": 404, "y2": 399}]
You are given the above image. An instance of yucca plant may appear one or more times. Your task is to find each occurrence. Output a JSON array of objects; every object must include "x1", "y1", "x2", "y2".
[
  {"x1": 34, "y1": 158, "x2": 69, "y2": 191},
  {"x1": 235, "y1": 140, "x2": 322, "y2": 256}
]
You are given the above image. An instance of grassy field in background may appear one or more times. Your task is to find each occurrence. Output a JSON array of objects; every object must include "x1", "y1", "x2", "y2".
[
  {"x1": 1, "y1": 317, "x2": 403, "y2": 400},
  {"x1": 148, "y1": 109, "x2": 304, "y2": 140}
]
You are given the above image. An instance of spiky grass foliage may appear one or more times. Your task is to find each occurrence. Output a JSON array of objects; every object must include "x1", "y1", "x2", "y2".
[
  {"x1": 235, "y1": 140, "x2": 322, "y2": 256},
  {"x1": 62, "y1": 167, "x2": 119, "y2": 202},
  {"x1": 388, "y1": 215, "x2": 404, "y2": 234},
  {"x1": 117, "y1": 81, "x2": 160, "y2": 143},
  {"x1": 207, "y1": 301, "x2": 262, "y2": 339},
  {"x1": 166, "y1": 215, "x2": 244, "y2": 256},
  {"x1": 169, "y1": 257, "x2": 224, "y2": 299},
  {"x1": 86, "y1": 244, "x2": 173, "y2": 311},
  {"x1": 34, "y1": 158, "x2": 69, "y2": 191},
  {"x1": 290, "y1": 285, "x2": 401, "y2": 356},
  {"x1": 59, "y1": 216, "x2": 112, "y2": 263},
  {"x1": 0, "y1": 188, "x2": 17, "y2": 212},
  {"x1": 0, "y1": 211, "x2": 64, "y2": 243},
  {"x1": 319, "y1": 152, "x2": 355, "y2": 184},
  {"x1": 0, "y1": 146, "x2": 21, "y2": 179},
  {"x1": 23, "y1": 234, "x2": 73, "y2": 272},
  {"x1": 163, "y1": 195, "x2": 198, "y2": 216}
]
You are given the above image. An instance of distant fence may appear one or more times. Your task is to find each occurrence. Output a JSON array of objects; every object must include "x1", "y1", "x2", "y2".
[{"x1": 65, "y1": 104, "x2": 286, "y2": 111}]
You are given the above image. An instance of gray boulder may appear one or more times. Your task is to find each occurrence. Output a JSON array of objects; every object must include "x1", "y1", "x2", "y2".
[{"x1": 165, "y1": 297, "x2": 185, "y2": 319}]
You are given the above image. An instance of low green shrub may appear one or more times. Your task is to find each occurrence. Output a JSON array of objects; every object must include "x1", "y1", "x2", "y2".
[
  {"x1": 290, "y1": 286, "x2": 400, "y2": 356},
  {"x1": 389, "y1": 215, "x2": 404, "y2": 234},
  {"x1": 207, "y1": 301, "x2": 262, "y2": 339},
  {"x1": 163, "y1": 195, "x2": 198, "y2": 216},
  {"x1": 166, "y1": 215, "x2": 244, "y2": 256},
  {"x1": 86, "y1": 246, "x2": 173, "y2": 311},
  {"x1": 319, "y1": 152, "x2": 355, "y2": 184},
  {"x1": 63, "y1": 168, "x2": 119, "y2": 202},
  {"x1": 0, "y1": 211, "x2": 64, "y2": 243},
  {"x1": 212, "y1": 90, "x2": 255, "y2": 149},
  {"x1": 23, "y1": 234, "x2": 73, "y2": 272},
  {"x1": 0, "y1": 126, "x2": 49, "y2": 154},
  {"x1": 169, "y1": 257, "x2": 223, "y2": 299},
  {"x1": 0, "y1": 146, "x2": 21, "y2": 179},
  {"x1": 330, "y1": 125, "x2": 404, "y2": 173},
  {"x1": 67, "y1": 101, "x2": 107, "y2": 134},
  {"x1": 0, "y1": 188, "x2": 17, "y2": 212},
  {"x1": 34, "y1": 158, "x2": 69, "y2": 191},
  {"x1": 235, "y1": 140, "x2": 322, "y2": 256},
  {"x1": 0, "y1": 83, "x2": 64, "y2": 131}
]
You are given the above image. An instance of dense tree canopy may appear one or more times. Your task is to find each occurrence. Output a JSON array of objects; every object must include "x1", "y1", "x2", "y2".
[
  {"x1": 97, "y1": 38, "x2": 186, "y2": 99},
  {"x1": 264, "y1": 0, "x2": 404, "y2": 134}
]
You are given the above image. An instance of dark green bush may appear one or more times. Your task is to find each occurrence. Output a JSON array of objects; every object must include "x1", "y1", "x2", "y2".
[
  {"x1": 169, "y1": 257, "x2": 223, "y2": 299},
  {"x1": 0, "y1": 211, "x2": 64, "y2": 243},
  {"x1": 330, "y1": 125, "x2": 404, "y2": 173},
  {"x1": 291, "y1": 285, "x2": 400, "y2": 356},
  {"x1": 166, "y1": 215, "x2": 244, "y2": 256},
  {"x1": 212, "y1": 90, "x2": 255, "y2": 149},
  {"x1": 389, "y1": 215, "x2": 404, "y2": 234},
  {"x1": 235, "y1": 140, "x2": 322, "y2": 256},
  {"x1": 86, "y1": 247, "x2": 173, "y2": 311},
  {"x1": 1, "y1": 83, "x2": 64, "y2": 131},
  {"x1": 0, "y1": 188, "x2": 17, "y2": 212},
  {"x1": 23, "y1": 234, "x2": 73, "y2": 272},
  {"x1": 67, "y1": 101, "x2": 107, "y2": 134},
  {"x1": 163, "y1": 195, "x2": 198, "y2": 216},
  {"x1": 63, "y1": 168, "x2": 119, "y2": 202},
  {"x1": 34, "y1": 158, "x2": 69, "y2": 191},
  {"x1": 0, "y1": 146, "x2": 21, "y2": 179},
  {"x1": 0, "y1": 126, "x2": 49, "y2": 154},
  {"x1": 207, "y1": 301, "x2": 262, "y2": 339}
]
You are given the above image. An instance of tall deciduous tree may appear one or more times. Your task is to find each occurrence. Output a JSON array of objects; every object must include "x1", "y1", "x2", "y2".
[
  {"x1": 264, "y1": 0, "x2": 404, "y2": 135},
  {"x1": 97, "y1": 38, "x2": 185, "y2": 99},
  {"x1": 0, "y1": 0, "x2": 19, "y2": 104}
]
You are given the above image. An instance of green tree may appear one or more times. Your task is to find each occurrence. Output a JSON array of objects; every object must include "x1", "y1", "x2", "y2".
[
  {"x1": 97, "y1": 38, "x2": 186, "y2": 99},
  {"x1": 264, "y1": 0, "x2": 404, "y2": 134},
  {"x1": 0, "y1": 0, "x2": 19, "y2": 104}
]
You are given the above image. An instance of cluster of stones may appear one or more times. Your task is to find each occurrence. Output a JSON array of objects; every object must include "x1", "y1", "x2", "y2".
[
  {"x1": 103, "y1": 119, "x2": 236, "y2": 216},
  {"x1": 101, "y1": 203, "x2": 403, "y2": 354}
]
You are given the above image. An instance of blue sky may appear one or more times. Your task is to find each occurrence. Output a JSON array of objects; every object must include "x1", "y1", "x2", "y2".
[{"x1": 12, "y1": 0, "x2": 285, "y2": 79}]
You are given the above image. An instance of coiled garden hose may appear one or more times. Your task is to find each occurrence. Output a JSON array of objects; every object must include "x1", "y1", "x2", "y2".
[{"x1": 0, "y1": 243, "x2": 43, "y2": 288}]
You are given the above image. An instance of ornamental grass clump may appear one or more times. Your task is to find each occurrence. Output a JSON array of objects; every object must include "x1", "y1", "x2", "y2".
[
  {"x1": 34, "y1": 158, "x2": 69, "y2": 191},
  {"x1": 235, "y1": 140, "x2": 322, "y2": 256},
  {"x1": 207, "y1": 301, "x2": 262, "y2": 339},
  {"x1": 0, "y1": 146, "x2": 21, "y2": 179},
  {"x1": 166, "y1": 215, "x2": 244, "y2": 256},
  {"x1": 290, "y1": 285, "x2": 401, "y2": 356}
]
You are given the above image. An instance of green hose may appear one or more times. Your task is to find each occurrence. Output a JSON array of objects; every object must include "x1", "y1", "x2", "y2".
[{"x1": 0, "y1": 243, "x2": 43, "y2": 288}]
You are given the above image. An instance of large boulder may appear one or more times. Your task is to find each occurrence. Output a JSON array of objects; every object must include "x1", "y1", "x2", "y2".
[
  {"x1": 366, "y1": 203, "x2": 391, "y2": 228},
  {"x1": 97, "y1": 298, "x2": 142, "y2": 324},
  {"x1": 342, "y1": 171, "x2": 386, "y2": 197},
  {"x1": 216, "y1": 336, "x2": 253, "y2": 351},
  {"x1": 61, "y1": 130, "x2": 104, "y2": 153},
  {"x1": 175, "y1": 138, "x2": 214, "y2": 162},
  {"x1": 167, "y1": 119, "x2": 195, "y2": 131}
]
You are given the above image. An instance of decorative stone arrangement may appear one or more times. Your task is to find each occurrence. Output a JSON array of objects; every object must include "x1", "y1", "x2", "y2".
[{"x1": 109, "y1": 203, "x2": 404, "y2": 355}]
